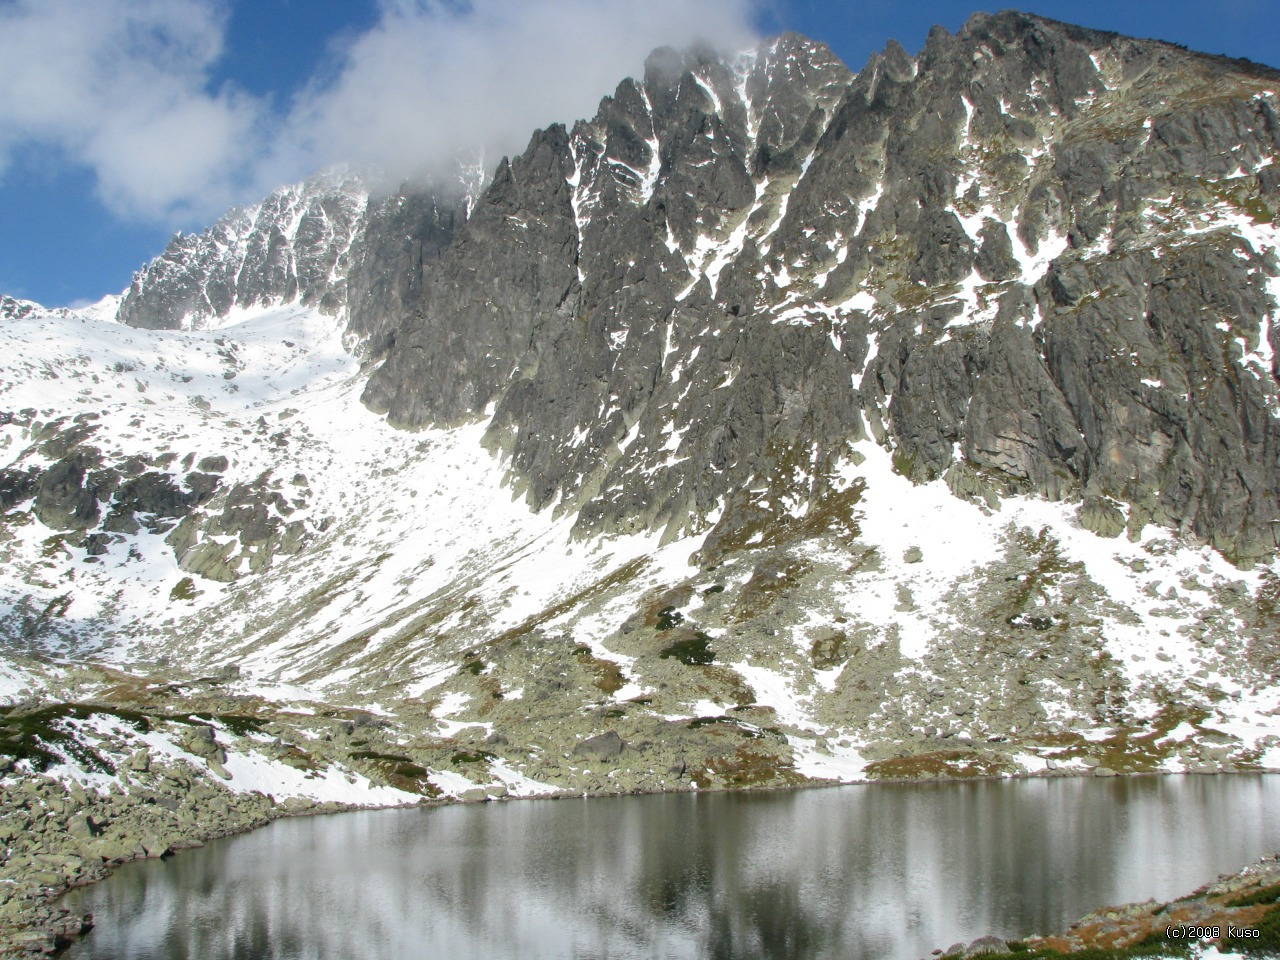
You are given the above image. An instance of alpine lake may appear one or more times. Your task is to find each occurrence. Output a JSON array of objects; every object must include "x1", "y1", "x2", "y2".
[{"x1": 62, "y1": 774, "x2": 1280, "y2": 960}]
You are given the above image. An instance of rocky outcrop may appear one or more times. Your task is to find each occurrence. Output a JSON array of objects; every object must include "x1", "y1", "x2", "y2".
[
  {"x1": 349, "y1": 15, "x2": 1280, "y2": 565},
  {"x1": 0, "y1": 395, "x2": 332, "y2": 584},
  {"x1": 116, "y1": 172, "x2": 370, "y2": 331},
  {"x1": 91, "y1": 14, "x2": 1280, "y2": 567},
  {"x1": 0, "y1": 298, "x2": 46, "y2": 323},
  {"x1": 115, "y1": 173, "x2": 466, "y2": 341},
  {"x1": 165, "y1": 472, "x2": 312, "y2": 583},
  {"x1": 0, "y1": 415, "x2": 222, "y2": 536}
]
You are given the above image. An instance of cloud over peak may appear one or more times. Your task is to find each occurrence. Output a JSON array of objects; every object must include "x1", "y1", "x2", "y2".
[{"x1": 0, "y1": 0, "x2": 759, "y2": 226}]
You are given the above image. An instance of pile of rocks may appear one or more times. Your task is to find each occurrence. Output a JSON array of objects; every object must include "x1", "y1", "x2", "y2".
[
  {"x1": 924, "y1": 855, "x2": 1280, "y2": 958},
  {"x1": 0, "y1": 764, "x2": 324, "y2": 958}
]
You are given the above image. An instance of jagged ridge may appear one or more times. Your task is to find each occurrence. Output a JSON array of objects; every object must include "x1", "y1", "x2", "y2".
[{"x1": 354, "y1": 13, "x2": 1280, "y2": 564}]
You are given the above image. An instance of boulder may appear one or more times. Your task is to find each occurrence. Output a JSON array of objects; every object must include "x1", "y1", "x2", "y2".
[{"x1": 573, "y1": 731, "x2": 626, "y2": 762}]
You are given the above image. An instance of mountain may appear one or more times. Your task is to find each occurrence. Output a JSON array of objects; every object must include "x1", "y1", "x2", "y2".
[{"x1": 3, "y1": 11, "x2": 1280, "y2": 948}]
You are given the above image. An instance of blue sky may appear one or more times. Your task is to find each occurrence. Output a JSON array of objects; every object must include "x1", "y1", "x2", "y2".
[{"x1": 1, "y1": 0, "x2": 1277, "y2": 307}]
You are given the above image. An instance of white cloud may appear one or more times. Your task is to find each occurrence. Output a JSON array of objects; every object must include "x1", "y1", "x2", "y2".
[
  {"x1": 0, "y1": 0, "x2": 266, "y2": 221},
  {"x1": 279, "y1": 0, "x2": 759, "y2": 188},
  {"x1": 0, "y1": 0, "x2": 759, "y2": 225}
]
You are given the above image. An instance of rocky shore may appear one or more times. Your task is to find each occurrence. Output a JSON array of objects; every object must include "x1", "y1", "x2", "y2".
[
  {"x1": 0, "y1": 762, "x2": 344, "y2": 957},
  {"x1": 929, "y1": 854, "x2": 1280, "y2": 959}
]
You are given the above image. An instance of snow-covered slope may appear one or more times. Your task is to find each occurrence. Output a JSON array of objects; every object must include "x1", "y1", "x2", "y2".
[{"x1": 2, "y1": 292, "x2": 1278, "y2": 804}]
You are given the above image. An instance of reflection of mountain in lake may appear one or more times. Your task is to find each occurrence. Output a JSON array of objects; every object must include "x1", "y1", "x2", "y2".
[{"x1": 66, "y1": 776, "x2": 1280, "y2": 960}]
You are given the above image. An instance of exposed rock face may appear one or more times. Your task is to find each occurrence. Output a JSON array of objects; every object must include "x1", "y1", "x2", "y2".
[
  {"x1": 105, "y1": 16, "x2": 1280, "y2": 564},
  {"x1": 0, "y1": 409, "x2": 315, "y2": 590},
  {"x1": 352, "y1": 16, "x2": 1280, "y2": 564},
  {"x1": 117, "y1": 172, "x2": 371, "y2": 331},
  {"x1": 0, "y1": 297, "x2": 42, "y2": 322},
  {"x1": 115, "y1": 172, "x2": 467, "y2": 342},
  {"x1": 1, "y1": 414, "x2": 215, "y2": 530},
  {"x1": 165, "y1": 471, "x2": 312, "y2": 583},
  {"x1": 343, "y1": 187, "x2": 465, "y2": 353}
]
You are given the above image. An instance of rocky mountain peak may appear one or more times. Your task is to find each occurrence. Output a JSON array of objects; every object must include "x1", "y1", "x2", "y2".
[
  {"x1": 117, "y1": 170, "x2": 370, "y2": 331},
  {"x1": 1, "y1": 295, "x2": 44, "y2": 322},
  {"x1": 75, "y1": 20, "x2": 1280, "y2": 565},
  {"x1": 353, "y1": 22, "x2": 1280, "y2": 567}
]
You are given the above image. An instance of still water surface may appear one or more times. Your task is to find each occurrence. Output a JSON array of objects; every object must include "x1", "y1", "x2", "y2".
[{"x1": 65, "y1": 775, "x2": 1280, "y2": 960}]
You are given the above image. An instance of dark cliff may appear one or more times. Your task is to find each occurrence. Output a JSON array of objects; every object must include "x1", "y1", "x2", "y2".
[{"x1": 122, "y1": 13, "x2": 1280, "y2": 565}]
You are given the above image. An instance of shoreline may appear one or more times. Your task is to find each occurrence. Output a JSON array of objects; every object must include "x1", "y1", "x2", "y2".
[
  {"x1": 925, "y1": 853, "x2": 1280, "y2": 959},
  {"x1": 2, "y1": 765, "x2": 1277, "y2": 958}
]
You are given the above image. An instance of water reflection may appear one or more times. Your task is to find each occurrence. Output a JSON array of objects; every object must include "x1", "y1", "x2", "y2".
[{"x1": 65, "y1": 775, "x2": 1280, "y2": 960}]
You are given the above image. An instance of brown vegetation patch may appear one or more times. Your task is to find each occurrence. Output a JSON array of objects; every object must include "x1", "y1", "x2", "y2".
[
  {"x1": 866, "y1": 749, "x2": 1016, "y2": 780},
  {"x1": 571, "y1": 644, "x2": 626, "y2": 695},
  {"x1": 692, "y1": 741, "x2": 803, "y2": 789},
  {"x1": 729, "y1": 556, "x2": 812, "y2": 623}
]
